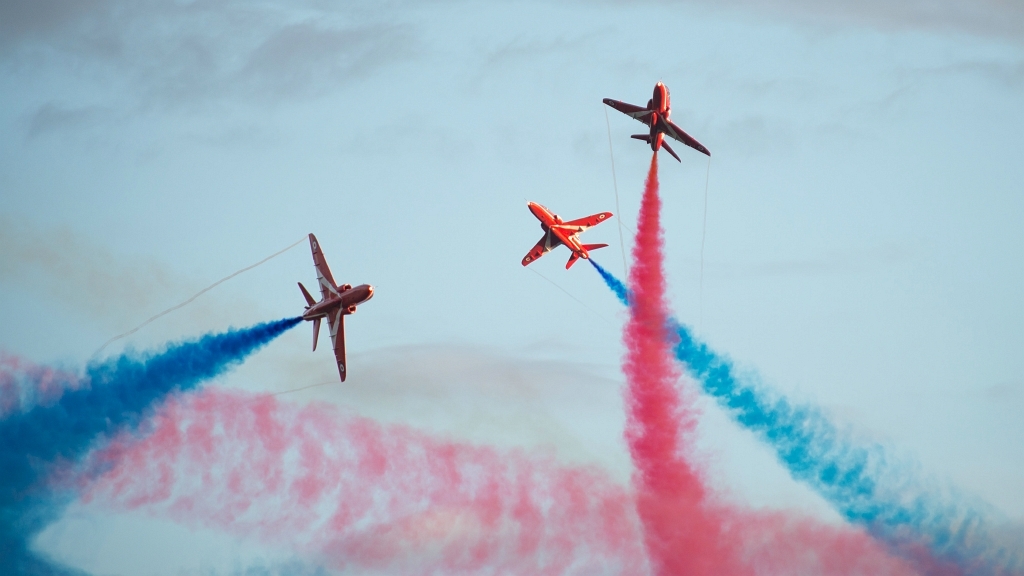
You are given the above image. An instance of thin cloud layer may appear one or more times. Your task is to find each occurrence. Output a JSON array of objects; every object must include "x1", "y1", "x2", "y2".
[
  {"x1": 0, "y1": 0, "x2": 108, "y2": 50},
  {"x1": 0, "y1": 218, "x2": 280, "y2": 349},
  {"x1": 1, "y1": 1, "x2": 419, "y2": 110},
  {"x1": 25, "y1": 103, "x2": 111, "y2": 139},
  {"x1": 688, "y1": 0, "x2": 1024, "y2": 43},
  {"x1": 0, "y1": 217, "x2": 190, "y2": 326}
]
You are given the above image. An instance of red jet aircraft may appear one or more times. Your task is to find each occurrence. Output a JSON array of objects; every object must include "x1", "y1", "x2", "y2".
[
  {"x1": 603, "y1": 81, "x2": 710, "y2": 162},
  {"x1": 298, "y1": 233, "x2": 373, "y2": 382},
  {"x1": 521, "y1": 202, "x2": 613, "y2": 269}
]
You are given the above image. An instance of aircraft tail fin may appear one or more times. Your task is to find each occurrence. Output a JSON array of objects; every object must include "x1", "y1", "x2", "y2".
[
  {"x1": 312, "y1": 317, "x2": 321, "y2": 351},
  {"x1": 631, "y1": 134, "x2": 651, "y2": 143},
  {"x1": 566, "y1": 252, "x2": 582, "y2": 269},
  {"x1": 298, "y1": 282, "x2": 317, "y2": 307},
  {"x1": 661, "y1": 140, "x2": 682, "y2": 162}
]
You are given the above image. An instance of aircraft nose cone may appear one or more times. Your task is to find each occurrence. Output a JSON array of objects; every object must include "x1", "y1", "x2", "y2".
[{"x1": 365, "y1": 285, "x2": 374, "y2": 300}]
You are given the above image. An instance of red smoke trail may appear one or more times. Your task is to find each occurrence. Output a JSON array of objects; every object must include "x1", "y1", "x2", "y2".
[
  {"x1": 620, "y1": 155, "x2": 918, "y2": 576},
  {"x1": 80, "y1": 386, "x2": 918, "y2": 575},
  {"x1": 82, "y1": 388, "x2": 647, "y2": 575},
  {"x1": 624, "y1": 153, "x2": 735, "y2": 574}
]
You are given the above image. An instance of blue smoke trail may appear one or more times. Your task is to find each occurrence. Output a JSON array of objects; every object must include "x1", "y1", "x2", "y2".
[
  {"x1": 591, "y1": 258, "x2": 630, "y2": 304},
  {"x1": 588, "y1": 258, "x2": 1022, "y2": 575},
  {"x1": 0, "y1": 317, "x2": 302, "y2": 575}
]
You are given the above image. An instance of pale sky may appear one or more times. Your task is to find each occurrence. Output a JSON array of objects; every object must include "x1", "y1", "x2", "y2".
[{"x1": 1, "y1": 1, "x2": 1022, "y2": 574}]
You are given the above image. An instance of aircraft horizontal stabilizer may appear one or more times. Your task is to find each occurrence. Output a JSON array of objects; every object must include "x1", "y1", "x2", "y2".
[
  {"x1": 631, "y1": 134, "x2": 650, "y2": 143},
  {"x1": 583, "y1": 243, "x2": 608, "y2": 251},
  {"x1": 298, "y1": 282, "x2": 316, "y2": 307},
  {"x1": 566, "y1": 252, "x2": 582, "y2": 269},
  {"x1": 661, "y1": 140, "x2": 682, "y2": 162}
]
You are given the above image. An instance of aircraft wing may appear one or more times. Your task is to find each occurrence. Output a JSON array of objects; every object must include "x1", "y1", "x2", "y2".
[
  {"x1": 522, "y1": 231, "x2": 558, "y2": 266},
  {"x1": 326, "y1": 308, "x2": 347, "y2": 382},
  {"x1": 309, "y1": 234, "x2": 340, "y2": 300},
  {"x1": 558, "y1": 212, "x2": 613, "y2": 233},
  {"x1": 662, "y1": 119, "x2": 711, "y2": 157},
  {"x1": 603, "y1": 98, "x2": 653, "y2": 123}
]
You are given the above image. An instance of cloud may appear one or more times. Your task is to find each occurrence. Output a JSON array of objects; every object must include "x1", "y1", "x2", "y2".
[
  {"x1": 562, "y1": 0, "x2": 1024, "y2": 43},
  {"x1": 25, "y1": 102, "x2": 111, "y2": 139},
  {"x1": 0, "y1": 216, "x2": 190, "y2": 324},
  {"x1": 592, "y1": 0, "x2": 1024, "y2": 44},
  {"x1": 1, "y1": 1, "x2": 420, "y2": 111},
  {"x1": 483, "y1": 31, "x2": 604, "y2": 68},
  {"x1": 906, "y1": 59, "x2": 1024, "y2": 89},
  {"x1": 238, "y1": 21, "x2": 416, "y2": 100},
  {"x1": 0, "y1": 217, "x2": 273, "y2": 346},
  {"x1": 0, "y1": 0, "x2": 109, "y2": 51}
]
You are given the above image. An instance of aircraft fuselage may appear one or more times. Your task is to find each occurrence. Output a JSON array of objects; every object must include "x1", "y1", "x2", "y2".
[
  {"x1": 647, "y1": 82, "x2": 671, "y2": 153},
  {"x1": 522, "y1": 202, "x2": 611, "y2": 268},
  {"x1": 302, "y1": 284, "x2": 374, "y2": 321},
  {"x1": 528, "y1": 202, "x2": 587, "y2": 257}
]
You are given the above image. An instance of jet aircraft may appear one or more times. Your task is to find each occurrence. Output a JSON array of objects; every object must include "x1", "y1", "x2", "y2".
[
  {"x1": 298, "y1": 233, "x2": 374, "y2": 382},
  {"x1": 521, "y1": 202, "x2": 613, "y2": 269},
  {"x1": 603, "y1": 81, "x2": 711, "y2": 161}
]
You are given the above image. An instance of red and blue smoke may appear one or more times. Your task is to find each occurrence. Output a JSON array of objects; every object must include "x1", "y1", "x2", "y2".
[
  {"x1": 80, "y1": 384, "x2": 926, "y2": 575},
  {"x1": 2, "y1": 167, "x2": 1020, "y2": 575},
  {"x1": 589, "y1": 157, "x2": 1022, "y2": 575},
  {"x1": 0, "y1": 316, "x2": 301, "y2": 574},
  {"x1": 4, "y1": 308, "x2": 914, "y2": 575},
  {"x1": 609, "y1": 154, "x2": 909, "y2": 576}
]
